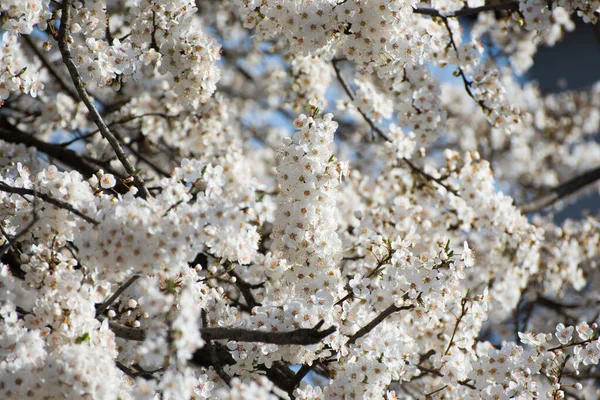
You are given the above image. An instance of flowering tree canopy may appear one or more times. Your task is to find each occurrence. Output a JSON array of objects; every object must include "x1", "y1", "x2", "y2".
[{"x1": 2, "y1": 0, "x2": 600, "y2": 399}]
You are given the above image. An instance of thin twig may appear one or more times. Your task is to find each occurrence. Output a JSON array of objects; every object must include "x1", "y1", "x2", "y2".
[
  {"x1": 95, "y1": 274, "x2": 141, "y2": 317},
  {"x1": 416, "y1": 365, "x2": 477, "y2": 390},
  {"x1": 445, "y1": 295, "x2": 470, "y2": 355},
  {"x1": 56, "y1": 0, "x2": 150, "y2": 199},
  {"x1": 0, "y1": 187, "x2": 39, "y2": 256},
  {"x1": 332, "y1": 59, "x2": 391, "y2": 141},
  {"x1": 404, "y1": 158, "x2": 459, "y2": 196},
  {"x1": 335, "y1": 249, "x2": 394, "y2": 306},
  {"x1": 0, "y1": 182, "x2": 99, "y2": 225},
  {"x1": 23, "y1": 35, "x2": 79, "y2": 100},
  {"x1": 332, "y1": 59, "x2": 458, "y2": 196},
  {"x1": 440, "y1": 17, "x2": 490, "y2": 115}
]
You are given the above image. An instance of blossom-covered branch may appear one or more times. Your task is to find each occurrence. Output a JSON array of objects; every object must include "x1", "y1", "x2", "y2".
[{"x1": 56, "y1": 0, "x2": 150, "y2": 198}]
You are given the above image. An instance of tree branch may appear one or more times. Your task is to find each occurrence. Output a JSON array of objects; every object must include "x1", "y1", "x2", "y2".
[
  {"x1": 440, "y1": 16, "x2": 492, "y2": 116},
  {"x1": 413, "y1": 2, "x2": 519, "y2": 18},
  {"x1": 404, "y1": 158, "x2": 459, "y2": 196},
  {"x1": 228, "y1": 268, "x2": 261, "y2": 310},
  {"x1": 332, "y1": 59, "x2": 391, "y2": 142},
  {"x1": 95, "y1": 274, "x2": 141, "y2": 317},
  {"x1": 445, "y1": 295, "x2": 470, "y2": 355},
  {"x1": 518, "y1": 164, "x2": 600, "y2": 214},
  {"x1": 348, "y1": 303, "x2": 414, "y2": 345},
  {"x1": 0, "y1": 117, "x2": 115, "y2": 178},
  {"x1": 109, "y1": 319, "x2": 336, "y2": 345},
  {"x1": 56, "y1": 0, "x2": 150, "y2": 199},
  {"x1": 200, "y1": 309, "x2": 232, "y2": 385},
  {"x1": 0, "y1": 182, "x2": 99, "y2": 225}
]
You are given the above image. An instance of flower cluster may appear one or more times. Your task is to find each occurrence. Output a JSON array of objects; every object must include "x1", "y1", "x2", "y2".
[
  {"x1": 271, "y1": 112, "x2": 345, "y2": 298},
  {"x1": 68, "y1": 0, "x2": 221, "y2": 107},
  {"x1": 348, "y1": 75, "x2": 394, "y2": 124},
  {"x1": 240, "y1": 0, "x2": 339, "y2": 55},
  {"x1": 0, "y1": 0, "x2": 51, "y2": 34},
  {"x1": 0, "y1": 32, "x2": 45, "y2": 101},
  {"x1": 287, "y1": 55, "x2": 333, "y2": 113},
  {"x1": 391, "y1": 65, "x2": 447, "y2": 143}
]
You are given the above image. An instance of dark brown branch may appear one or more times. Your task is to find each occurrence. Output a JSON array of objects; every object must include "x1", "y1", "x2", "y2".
[
  {"x1": 116, "y1": 362, "x2": 157, "y2": 380},
  {"x1": 413, "y1": 2, "x2": 519, "y2": 18},
  {"x1": 335, "y1": 250, "x2": 394, "y2": 306},
  {"x1": 0, "y1": 118, "x2": 113, "y2": 177},
  {"x1": 58, "y1": 112, "x2": 177, "y2": 147},
  {"x1": 286, "y1": 364, "x2": 312, "y2": 394},
  {"x1": 199, "y1": 324, "x2": 337, "y2": 345},
  {"x1": 228, "y1": 268, "x2": 261, "y2": 310},
  {"x1": 416, "y1": 365, "x2": 477, "y2": 390},
  {"x1": 291, "y1": 299, "x2": 414, "y2": 393},
  {"x1": 348, "y1": 303, "x2": 414, "y2": 345},
  {"x1": 56, "y1": 0, "x2": 150, "y2": 199},
  {"x1": 109, "y1": 319, "x2": 336, "y2": 345},
  {"x1": 95, "y1": 274, "x2": 141, "y2": 317},
  {"x1": 593, "y1": 20, "x2": 600, "y2": 48},
  {"x1": 112, "y1": 130, "x2": 171, "y2": 178},
  {"x1": 0, "y1": 182, "x2": 99, "y2": 225},
  {"x1": 201, "y1": 309, "x2": 232, "y2": 384},
  {"x1": 518, "y1": 165, "x2": 600, "y2": 214}
]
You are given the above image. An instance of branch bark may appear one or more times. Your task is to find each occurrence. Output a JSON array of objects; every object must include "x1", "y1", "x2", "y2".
[
  {"x1": 109, "y1": 320, "x2": 336, "y2": 345},
  {"x1": 413, "y1": 2, "x2": 520, "y2": 18},
  {"x1": 348, "y1": 303, "x2": 414, "y2": 345},
  {"x1": 332, "y1": 59, "x2": 391, "y2": 142},
  {"x1": 518, "y1": 165, "x2": 600, "y2": 214}
]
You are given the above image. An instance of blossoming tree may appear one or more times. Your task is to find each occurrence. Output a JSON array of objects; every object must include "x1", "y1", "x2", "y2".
[{"x1": 1, "y1": 0, "x2": 600, "y2": 398}]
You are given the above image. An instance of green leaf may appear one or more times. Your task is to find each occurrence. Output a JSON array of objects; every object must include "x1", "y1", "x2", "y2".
[
  {"x1": 15, "y1": 67, "x2": 27, "y2": 77},
  {"x1": 75, "y1": 332, "x2": 90, "y2": 343},
  {"x1": 165, "y1": 279, "x2": 176, "y2": 293}
]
